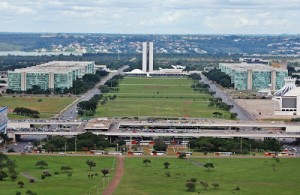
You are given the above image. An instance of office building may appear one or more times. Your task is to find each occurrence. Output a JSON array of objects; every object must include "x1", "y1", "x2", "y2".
[
  {"x1": 0, "y1": 107, "x2": 8, "y2": 133},
  {"x1": 142, "y1": 42, "x2": 154, "y2": 72},
  {"x1": 8, "y1": 61, "x2": 95, "y2": 91},
  {"x1": 219, "y1": 63, "x2": 287, "y2": 90}
]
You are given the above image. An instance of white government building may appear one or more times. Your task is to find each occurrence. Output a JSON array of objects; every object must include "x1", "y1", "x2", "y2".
[
  {"x1": 126, "y1": 42, "x2": 188, "y2": 77},
  {"x1": 274, "y1": 77, "x2": 300, "y2": 115}
]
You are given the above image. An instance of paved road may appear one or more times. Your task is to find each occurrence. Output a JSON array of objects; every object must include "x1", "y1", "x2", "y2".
[
  {"x1": 58, "y1": 65, "x2": 129, "y2": 120},
  {"x1": 8, "y1": 131, "x2": 300, "y2": 138},
  {"x1": 200, "y1": 73, "x2": 255, "y2": 121}
]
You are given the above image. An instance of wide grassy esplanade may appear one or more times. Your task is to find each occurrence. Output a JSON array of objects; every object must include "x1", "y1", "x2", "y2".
[{"x1": 96, "y1": 77, "x2": 231, "y2": 119}]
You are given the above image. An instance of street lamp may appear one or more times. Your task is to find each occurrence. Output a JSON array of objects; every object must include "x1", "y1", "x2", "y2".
[
  {"x1": 74, "y1": 135, "x2": 77, "y2": 154},
  {"x1": 64, "y1": 142, "x2": 67, "y2": 154}
]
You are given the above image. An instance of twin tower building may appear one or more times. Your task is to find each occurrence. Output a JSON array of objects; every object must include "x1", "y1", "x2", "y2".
[{"x1": 142, "y1": 42, "x2": 154, "y2": 73}]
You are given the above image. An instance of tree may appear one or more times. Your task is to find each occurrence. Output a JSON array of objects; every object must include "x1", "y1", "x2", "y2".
[
  {"x1": 67, "y1": 172, "x2": 73, "y2": 179},
  {"x1": 101, "y1": 169, "x2": 109, "y2": 177},
  {"x1": 17, "y1": 181, "x2": 24, "y2": 188},
  {"x1": 163, "y1": 162, "x2": 170, "y2": 169},
  {"x1": 86, "y1": 160, "x2": 96, "y2": 170},
  {"x1": 26, "y1": 190, "x2": 37, "y2": 195},
  {"x1": 203, "y1": 163, "x2": 214, "y2": 171},
  {"x1": 60, "y1": 166, "x2": 72, "y2": 173},
  {"x1": 49, "y1": 136, "x2": 67, "y2": 151},
  {"x1": 178, "y1": 153, "x2": 186, "y2": 159},
  {"x1": 99, "y1": 85, "x2": 110, "y2": 93},
  {"x1": 143, "y1": 159, "x2": 151, "y2": 167},
  {"x1": 186, "y1": 181, "x2": 196, "y2": 192},
  {"x1": 200, "y1": 181, "x2": 209, "y2": 190},
  {"x1": 212, "y1": 182, "x2": 220, "y2": 189},
  {"x1": 153, "y1": 139, "x2": 167, "y2": 151},
  {"x1": 9, "y1": 172, "x2": 18, "y2": 181},
  {"x1": 35, "y1": 160, "x2": 48, "y2": 169}
]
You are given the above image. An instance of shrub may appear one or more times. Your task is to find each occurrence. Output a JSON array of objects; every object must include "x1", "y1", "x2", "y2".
[
  {"x1": 186, "y1": 181, "x2": 196, "y2": 192},
  {"x1": 29, "y1": 179, "x2": 35, "y2": 183},
  {"x1": 212, "y1": 182, "x2": 220, "y2": 189},
  {"x1": 17, "y1": 181, "x2": 24, "y2": 188},
  {"x1": 200, "y1": 181, "x2": 209, "y2": 190},
  {"x1": 178, "y1": 153, "x2": 186, "y2": 159},
  {"x1": 165, "y1": 172, "x2": 171, "y2": 177},
  {"x1": 7, "y1": 148, "x2": 16, "y2": 153},
  {"x1": 41, "y1": 175, "x2": 46, "y2": 179},
  {"x1": 235, "y1": 186, "x2": 240, "y2": 191},
  {"x1": 190, "y1": 178, "x2": 197, "y2": 183}
]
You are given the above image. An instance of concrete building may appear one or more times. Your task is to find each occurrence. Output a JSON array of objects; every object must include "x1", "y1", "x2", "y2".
[
  {"x1": 0, "y1": 107, "x2": 8, "y2": 133},
  {"x1": 8, "y1": 61, "x2": 95, "y2": 91},
  {"x1": 219, "y1": 63, "x2": 287, "y2": 90},
  {"x1": 142, "y1": 42, "x2": 154, "y2": 72},
  {"x1": 274, "y1": 77, "x2": 300, "y2": 115}
]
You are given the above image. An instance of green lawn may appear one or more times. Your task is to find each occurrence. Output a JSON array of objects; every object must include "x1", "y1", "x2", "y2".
[
  {"x1": 115, "y1": 157, "x2": 300, "y2": 195},
  {"x1": 96, "y1": 77, "x2": 231, "y2": 119},
  {"x1": 0, "y1": 155, "x2": 116, "y2": 195},
  {"x1": 0, "y1": 96, "x2": 76, "y2": 119}
]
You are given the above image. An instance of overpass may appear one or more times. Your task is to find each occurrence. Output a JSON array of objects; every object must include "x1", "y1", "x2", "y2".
[
  {"x1": 6, "y1": 130, "x2": 300, "y2": 139},
  {"x1": 119, "y1": 120, "x2": 300, "y2": 132},
  {"x1": 8, "y1": 121, "x2": 83, "y2": 128}
]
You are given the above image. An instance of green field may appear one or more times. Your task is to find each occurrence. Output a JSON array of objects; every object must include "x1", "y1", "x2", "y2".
[
  {"x1": 0, "y1": 155, "x2": 115, "y2": 195},
  {"x1": 96, "y1": 77, "x2": 231, "y2": 119},
  {"x1": 0, "y1": 96, "x2": 76, "y2": 119},
  {"x1": 116, "y1": 157, "x2": 300, "y2": 195}
]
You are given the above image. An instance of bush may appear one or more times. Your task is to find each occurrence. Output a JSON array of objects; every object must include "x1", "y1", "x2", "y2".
[
  {"x1": 29, "y1": 179, "x2": 35, "y2": 183},
  {"x1": 54, "y1": 172, "x2": 59, "y2": 175},
  {"x1": 190, "y1": 178, "x2": 197, "y2": 183},
  {"x1": 212, "y1": 182, "x2": 220, "y2": 189},
  {"x1": 186, "y1": 181, "x2": 196, "y2": 192},
  {"x1": 41, "y1": 175, "x2": 46, "y2": 179},
  {"x1": 16, "y1": 192, "x2": 21, "y2": 195},
  {"x1": 165, "y1": 172, "x2": 171, "y2": 177},
  {"x1": 7, "y1": 148, "x2": 16, "y2": 153},
  {"x1": 178, "y1": 153, "x2": 186, "y2": 159},
  {"x1": 17, "y1": 181, "x2": 24, "y2": 188},
  {"x1": 235, "y1": 186, "x2": 240, "y2": 191}
]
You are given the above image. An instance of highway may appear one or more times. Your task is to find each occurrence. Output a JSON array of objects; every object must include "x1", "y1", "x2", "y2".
[
  {"x1": 57, "y1": 65, "x2": 129, "y2": 120},
  {"x1": 200, "y1": 73, "x2": 255, "y2": 121}
]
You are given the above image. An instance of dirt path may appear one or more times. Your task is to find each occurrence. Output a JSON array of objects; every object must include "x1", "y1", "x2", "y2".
[{"x1": 103, "y1": 156, "x2": 125, "y2": 195}]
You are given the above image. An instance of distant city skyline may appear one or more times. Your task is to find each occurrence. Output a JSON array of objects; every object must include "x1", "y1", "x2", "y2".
[{"x1": 0, "y1": 0, "x2": 300, "y2": 34}]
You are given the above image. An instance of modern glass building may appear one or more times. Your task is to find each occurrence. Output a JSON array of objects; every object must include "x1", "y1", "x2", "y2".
[
  {"x1": 219, "y1": 63, "x2": 288, "y2": 90},
  {"x1": 8, "y1": 61, "x2": 95, "y2": 91},
  {"x1": 0, "y1": 107, "x2": 8, "y2": 134}
]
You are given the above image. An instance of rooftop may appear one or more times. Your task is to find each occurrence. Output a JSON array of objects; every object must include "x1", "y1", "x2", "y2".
[
  {"x1": 9, "y1": 61, "x2": 94, "y2": 73},
  {"x1": 220, "y1": 63, "x2": 287, "y2": 72}
]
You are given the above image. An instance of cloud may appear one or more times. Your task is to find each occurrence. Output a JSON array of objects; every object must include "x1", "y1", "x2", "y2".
[{"x1": 0, "y1": 0, "x2": 299, "y2": 34}]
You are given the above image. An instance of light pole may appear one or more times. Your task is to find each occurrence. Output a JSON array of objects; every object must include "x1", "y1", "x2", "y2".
[
  {"x1": 64, "y1": 142, "x2": 67, "y2": 154},
  {"x1": 74, "y1": 135, "x2": 77, "y2": 154},
  {"x1": 249, "y1": 144, "x2": 251, "y2": 157},
  {"x1": 240, "y1": 138, "x2": 243, "y2": 155}
]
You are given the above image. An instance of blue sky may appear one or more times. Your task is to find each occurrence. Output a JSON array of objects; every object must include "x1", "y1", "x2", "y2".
[{"x1": 0, "y1": 0, "x2": 299, "y2": 34}]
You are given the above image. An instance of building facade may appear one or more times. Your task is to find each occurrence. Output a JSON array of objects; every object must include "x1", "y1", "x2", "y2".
[
  {"x1": 0, "y1": 107, "x2": 8, "y2": 133},
  {"x1": 142, "y1": 42, "x2": 154, "y2": 72},
  {"x1": 8, "y1": 61, "x2": 95, "y2": 91},
  {"x1": 219, "y1": 63, "x2": 287, "y2": 90}
]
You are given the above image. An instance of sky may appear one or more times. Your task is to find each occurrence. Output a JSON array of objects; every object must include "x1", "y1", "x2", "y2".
[{"x1": 0, "y1": 0, "x2": 299, "y2": 34}]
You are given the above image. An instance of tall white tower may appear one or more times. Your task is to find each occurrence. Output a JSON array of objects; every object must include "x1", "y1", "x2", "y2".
[{"x1": 142, "y1": 42, "x2": 154, "y2": 72}]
